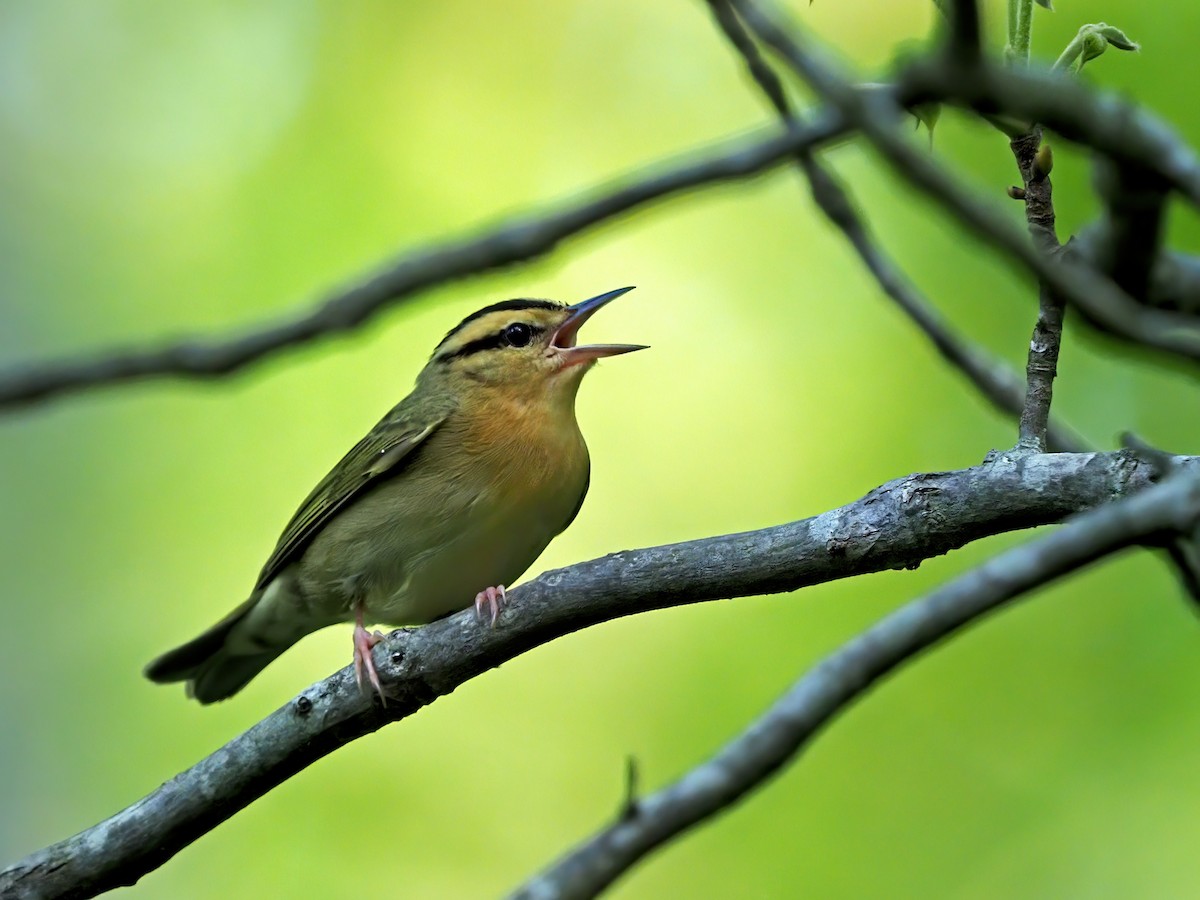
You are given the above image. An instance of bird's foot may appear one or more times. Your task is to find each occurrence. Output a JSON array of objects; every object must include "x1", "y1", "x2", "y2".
[
  {"x1": 474, "y1": 584, "x2": 508, "y2": 626},
  {"x1": 352, "y1": 621, "x2": 386, "y2": 705}
]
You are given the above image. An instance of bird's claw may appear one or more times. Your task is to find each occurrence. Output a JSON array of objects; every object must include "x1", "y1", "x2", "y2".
[
  {"x1": 474, "y1": 584, "x2": 508, "y2": 626},
  {"x1": 352, "y1": 622, "x2": 386, "y2": 706}
]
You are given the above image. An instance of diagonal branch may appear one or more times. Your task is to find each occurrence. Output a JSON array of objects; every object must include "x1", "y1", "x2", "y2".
[
  {"x1": 1, "y1": 450, "x2": 1188, "y2": 899},
  {"x1": 1073, "y1": 228, "x2": 1200, "y2": 314},
  {"x1": 900, "y1": 58, "x2": 1200, "y2": 208},
  {"x1": 511, "y1": 466, "x2": 1200, "y2": 900},
  {"x1": 0, "y1": 117, "x2": 862, "y2": 412},
  {"x1": 705, "y1": 0, "x2": 1085, "y2": 453},
  {"x1": 732, "y1": 0, "x2": 1200, "y2": 366}
]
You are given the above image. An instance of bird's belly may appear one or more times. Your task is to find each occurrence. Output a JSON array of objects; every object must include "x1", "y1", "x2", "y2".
[
  {"x1": 378, "y1": 511, "x2": 545, "y2": 621},
  {"x1": 297, "y1": 462, "x2": 583, "y2": 626},
  {"x1": 372, "y1": 485, "x2": 578, "y2": 623}
]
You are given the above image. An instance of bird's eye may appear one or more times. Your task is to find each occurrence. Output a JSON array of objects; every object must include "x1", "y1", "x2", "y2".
[{"x1": 503, "y1": 322, "x2": 534, "y2": 347}]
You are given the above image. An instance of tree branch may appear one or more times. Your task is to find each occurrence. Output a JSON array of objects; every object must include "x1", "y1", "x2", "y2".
[
  {"x1": 0, "y1": 115, "x2": 863, "y2": 412},
  {"x1": 1091, "y1": 158, "x2": 1170, "y2": 303},
  {"x1": 733, "y1": 0, "x2": 1200, "y2": 366},
  {"x1": 946, "y1": 0, "x2": 982, "y2": 64},
  {"x1": 511, "y1": 466, "x2": 1200, "y2": 900},
  {"x1": 1010, "y1": 129, "x2": 1065, "y2": 453},
  {"x1": 900, "y1": 58, "x2": 1200, "y2": 208},
  {"x1": 1073, "y1": 228, "x2": 1200, "y2": 314},
  {"x1": 0, "y1": 450, "x2": 1191, "y2": 899},
  {"x1": 705, "y1": 0, "x2": 1085, "y2": 453}
]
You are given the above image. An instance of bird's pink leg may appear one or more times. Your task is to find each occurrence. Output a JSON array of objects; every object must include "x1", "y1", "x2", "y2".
[
  {"x1": 353, "y1": 602, "x2": 386, "y2": 705},
  {"x1": 474, "y1": 584, "x2": 508, "y2": 626}
]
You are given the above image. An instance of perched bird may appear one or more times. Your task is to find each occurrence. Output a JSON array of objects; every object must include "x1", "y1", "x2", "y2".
[{"x1": 145, "y1": 287, "x2": 645, "y2": 703}]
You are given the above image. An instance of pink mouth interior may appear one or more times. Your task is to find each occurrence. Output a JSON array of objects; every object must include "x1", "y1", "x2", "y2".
[{"x1": 551, "y1": 319, "x2": 582, "y2": 350}]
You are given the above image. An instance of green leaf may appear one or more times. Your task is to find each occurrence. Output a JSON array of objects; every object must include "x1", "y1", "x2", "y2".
[
  {"x1": 1079, "y1": 31, "x2": 1109, "y2": 66},
  {"x1": 1096, "y1": 23, "x2": 1140, "y2": 51},
  {"x1": 1035, "y1": 0, "x2": 1054, "y2": 9},
  {"x1": 910, "y1": 102, "x2": 942, "y2": 145},
  {"x1": 1052, "y1": 22, "x2": 1141, "y2": 74}
]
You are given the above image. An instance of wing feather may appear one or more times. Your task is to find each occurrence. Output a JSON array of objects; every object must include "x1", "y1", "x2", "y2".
[{"x1": 254, "y1": 412, "x2": 445, "y2": 590}]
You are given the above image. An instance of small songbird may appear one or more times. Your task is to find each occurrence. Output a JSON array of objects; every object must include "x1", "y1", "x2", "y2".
[{"x1": 145, "y1": 287, "x2": 645, "y2": 703}]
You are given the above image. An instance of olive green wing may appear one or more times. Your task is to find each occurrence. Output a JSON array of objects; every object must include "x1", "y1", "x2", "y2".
[{"x1": 254, "y1": 414, "x2": 445, "y2": 590}]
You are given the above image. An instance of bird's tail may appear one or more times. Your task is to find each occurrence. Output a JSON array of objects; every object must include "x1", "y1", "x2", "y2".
[{"x1": 143, "y1": 594, "x2": 286, "y2": 704}]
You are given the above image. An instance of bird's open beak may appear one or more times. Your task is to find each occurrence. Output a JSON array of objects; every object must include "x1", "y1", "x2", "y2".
[{"x1": 552, "y1": 286, "x2": 648, "y2": 366}]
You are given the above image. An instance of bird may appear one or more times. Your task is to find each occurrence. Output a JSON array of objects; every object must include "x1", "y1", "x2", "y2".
[{"x1": 144, "y1": 286, "x2": 645, "y2": 703}]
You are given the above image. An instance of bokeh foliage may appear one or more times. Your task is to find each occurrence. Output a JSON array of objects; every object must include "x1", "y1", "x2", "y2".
[{"x1": 2, "y1": 1, "x2": 1200, "y2": 896}]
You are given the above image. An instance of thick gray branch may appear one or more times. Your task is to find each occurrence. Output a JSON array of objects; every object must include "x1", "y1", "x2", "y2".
[
  {"x1": 512, "y1": 467, "x2": 1200, "y2": 900},
  {"x1": 1, "y1": 450, "x2": 1192, "y2": 900}
]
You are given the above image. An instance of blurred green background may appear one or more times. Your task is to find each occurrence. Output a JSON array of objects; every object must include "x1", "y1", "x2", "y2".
[{"x1": 3, "y1": 1, "x2": 1200, "y2": 897}]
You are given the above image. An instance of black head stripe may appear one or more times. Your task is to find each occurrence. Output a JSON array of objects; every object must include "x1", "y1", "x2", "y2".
[
  {"x1": 434, "y1": 299, "x2": 561, "y2": 352},
  {"x1": 438, "y1": 330, "x2": 508, "y2": 362},
  {"x1": 433, "y1": 298, "x2": 561, "y2": 362},
  {"x1": 437, "y1": 323, "x2": 548, "y2": 362}
]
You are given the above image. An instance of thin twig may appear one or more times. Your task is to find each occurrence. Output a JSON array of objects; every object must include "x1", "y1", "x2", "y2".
[
  {"x1": 511, "y1": 467, "x2": 1200, "y2": 900},
  {"x1": 1, "y1": 450, "x2": 1185, "y2": 899},
  {"x1": 1010, "y1": 0, "x2": 1034, "y2": 65},
  {"x1": 703, "y1": 0, "x2": 1085, "y2": 452},
  {"x1": 1010, "y1": 129, "x2": 1065, "y2": 452},
  {"x1": 1017, "y1": 280, "x2": 1067, "y2": 451}
]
